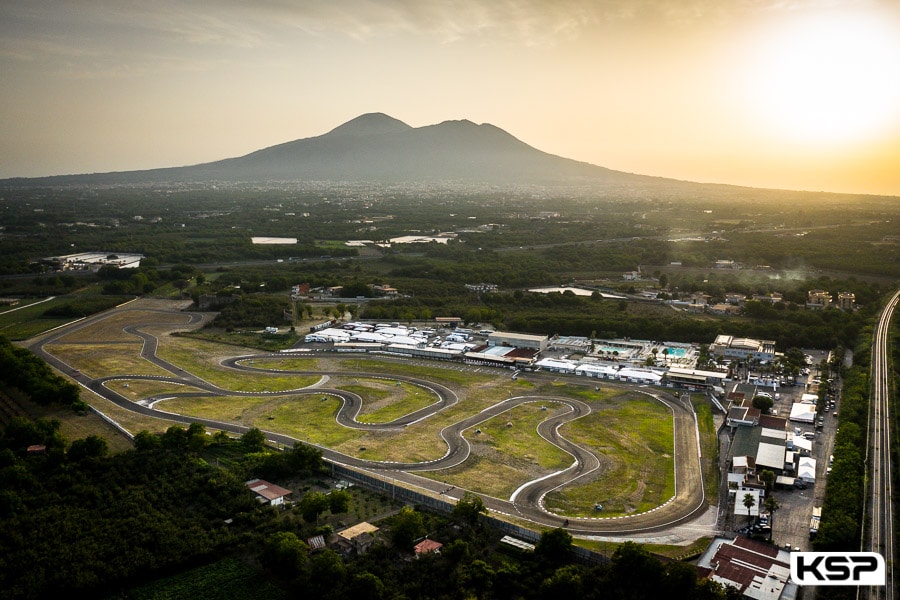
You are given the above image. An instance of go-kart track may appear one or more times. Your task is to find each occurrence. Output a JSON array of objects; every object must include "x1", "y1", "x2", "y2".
[{"x1": 28, "y1": 301, "x2": 710, "y2": 537}]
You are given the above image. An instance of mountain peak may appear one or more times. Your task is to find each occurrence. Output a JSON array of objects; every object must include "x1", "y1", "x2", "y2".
[{"x1": 324, "y1": 113, "x2": 412, "y2": 138}]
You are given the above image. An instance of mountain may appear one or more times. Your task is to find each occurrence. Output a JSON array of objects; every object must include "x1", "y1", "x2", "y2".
[{"x1": 2, "y1": 113, "x2": 663, "y2": 187}]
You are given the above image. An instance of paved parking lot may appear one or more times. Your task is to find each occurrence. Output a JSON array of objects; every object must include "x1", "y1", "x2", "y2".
[{"x1": 720, "y1": 350, "x2": 840, "y2": 551}]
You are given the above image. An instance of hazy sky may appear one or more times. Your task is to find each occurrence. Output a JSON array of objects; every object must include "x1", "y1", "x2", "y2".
[{"x1": 3, "y1": 0, "x2": 900, "y2": 195}]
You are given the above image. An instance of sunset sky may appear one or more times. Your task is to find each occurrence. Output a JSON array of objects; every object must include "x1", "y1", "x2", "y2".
[{"x1": 3, "y1": 0, "x2": 900, "y2": 196}]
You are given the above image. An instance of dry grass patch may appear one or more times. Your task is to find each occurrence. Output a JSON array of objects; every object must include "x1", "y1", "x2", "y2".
[
  {"x1": 235, "y1": 357, "x2": 320, "y2": 371},
  {"x1": 156, "y1": 336, "x2": 321, "y2": 392},
  {"x1": 44, "y1": 343, "x2": 173, "y2": 379},
  {"x1": 350, "y1": 359, "x2": 495, "y2": 387},
  {"x1": 53, "y1": 310, "x2": 194, "y2": 343},
  {"x1": 105, "y1": 379, "x2": 210, "y2": 402},
  {"x1": 336, "y1": 378, "x2": 438, "y2": 423}
]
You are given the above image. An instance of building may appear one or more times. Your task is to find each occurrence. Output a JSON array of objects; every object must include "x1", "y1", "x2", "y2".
[
  {"x1": 709, "y1": 303, "x2": 743, "y2": 315},
  {"x1": 665, "y1": 367, "x2": 728, "y2": 393},
  {"x1": 465, "y1": 283, "x2": 498, "y2": 293},
  {"x1": 245, "y1": 479, "x2": 292, "y2": 506},
  {"x1": 334, "y1": 522, "x2": 379, "y2": 556},
  {"x1": 751, "y1": 293, "x2": 783, "y2": 304},
  {"x1": 414, "y1": 538, "x2": 443, "y2": 557},
  {"x1": 788, "y1": 403, "x2": 816, "y2": 424},
  {"x1": 697, "y1": 536, "x2": 797, "y2": 600},
  {"x1": 487, "y1": 331, "x2": 548, "y2": 352},
  {"x1": 725, "y1": 293, "x2": 747, "y2": 305},
  {"x1": 688, "y1": 292, "x2": 712, "y2": 305},
  {"x1": 807, "y1": 289, "x2": 832, "y2": 308},
  {"x1": 837, "y1": 291, "x2": 855, "y2": 310},
  {"x1": 434, "y1": 317, "x2": 463, "y2": 327},
  {"x1": 46, "y1": 251, "x2": 144, "y2": 271},
  {"x1": 709, "y1": 335, "x2": 776, "y2": 362}
]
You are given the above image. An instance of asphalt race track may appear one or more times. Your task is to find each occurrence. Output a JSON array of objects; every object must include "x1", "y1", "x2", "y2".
[{"x1": 27, "y1": 302, "x2": 708, "y2": 536}]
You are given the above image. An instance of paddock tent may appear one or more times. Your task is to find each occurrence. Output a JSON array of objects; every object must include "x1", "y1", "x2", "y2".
[
  {"x1": 574, "y1": 363, "x2": 619, "y2": 378},
  {"x1": 789, "y1": 403, "x2": 816, "y2": 423},
  {"x1": 797, "y1": 457, "x2": 817, "y2": 484},
  {"x1": 617, "y1": 368, "x2": 663, "y2": 385},
  {"x1": 535, "y1": 358, "x2": 577, "y2": 374}
]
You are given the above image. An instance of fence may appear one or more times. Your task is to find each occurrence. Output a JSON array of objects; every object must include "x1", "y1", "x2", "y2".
[{"x1": 330, "y1": 462, "x2": 610, "y2": 567}]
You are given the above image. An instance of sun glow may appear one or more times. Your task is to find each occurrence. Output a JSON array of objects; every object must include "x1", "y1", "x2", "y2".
[{"x1": 746, "y1": 10, "x2": 900, "y2": 146}]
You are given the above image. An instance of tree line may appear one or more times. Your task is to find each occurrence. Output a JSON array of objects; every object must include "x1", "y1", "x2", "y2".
[{"x1": 0, "y1": 335, "x2": 85, "y2": 411}]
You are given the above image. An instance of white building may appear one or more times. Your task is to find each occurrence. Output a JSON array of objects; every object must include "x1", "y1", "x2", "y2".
[
  {"x1": 246, "y1": 479, "x2": 292, "y2": 506},
  {"x1": 709, "y1": 335, "x2": 777, "y2": 362}
]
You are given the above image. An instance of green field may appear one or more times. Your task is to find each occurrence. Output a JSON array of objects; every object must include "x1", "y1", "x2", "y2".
[
  {"x1": 0, "y1": 297, "x2": 79, "y2": 339},
  {"x1": 693, "y1": 397, "x2": 719, "y2": 502},
  {"x1": 542, "y1": 395, "x2": 676, "y2": 517},
  {"x1": 338, "y1": 378, "x2": 438, "y2": 423},
  {"x1": 420, "y1": 402, "x2": 574, "y2": 499}
]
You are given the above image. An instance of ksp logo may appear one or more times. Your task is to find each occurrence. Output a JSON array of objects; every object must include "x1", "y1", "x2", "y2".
[{"x1": 790, "y1": 552, "x2": 885, "y2": 586}]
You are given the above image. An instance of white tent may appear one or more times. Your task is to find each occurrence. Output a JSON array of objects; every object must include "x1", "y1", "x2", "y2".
[
  {"x1": 535, "y1": 358, "x2": 577, "y2": 373},
  {"x1": 575, "y1": 363, "x2": 618, "y2": 378},
  {"x1": 790, "y1": 403, "x2": 816, "y2": 423},
  {"x1": 797, "y1": 457, "x2": 817, "y2": 484},
  {"x1": 617, "y1": 368, "x2": 663, "y2": 384}
]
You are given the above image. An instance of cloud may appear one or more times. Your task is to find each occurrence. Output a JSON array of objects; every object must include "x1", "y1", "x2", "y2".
[{"x1": 1, "y1": 0, "x2": 885, "y2": 79}]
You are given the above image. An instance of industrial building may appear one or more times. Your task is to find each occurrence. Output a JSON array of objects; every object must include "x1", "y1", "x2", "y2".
[{"x1": 487, "y1": 331, "x2": 548, "y2": 352}]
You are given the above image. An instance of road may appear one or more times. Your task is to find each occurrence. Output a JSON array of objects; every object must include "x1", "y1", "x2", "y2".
[
  {"x1": 26, "y1": 300, "x2": 709, "y2": 536},
  {"x1": 863, "y1": 289, "x2": 899, "y2": 600}
]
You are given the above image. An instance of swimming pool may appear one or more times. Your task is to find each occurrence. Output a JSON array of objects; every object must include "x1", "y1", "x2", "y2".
[{"x1": 661, "y1": 347, "x2": 688, "y2": 358}]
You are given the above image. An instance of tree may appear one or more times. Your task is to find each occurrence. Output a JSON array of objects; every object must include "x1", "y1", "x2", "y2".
[
  {"x1": 452, "y1": 492, "x2": 487, "y2": 529},
  {"x1": 260, "y1": 531, "x2": 310, "y2": 581},
  {"x1": 133, "y1": 430, "x2": 160, "y2": 451},
  {"x1": 309, "y1": 548, "x2": 345, "y2": 587},
  {"x1": 460, "y1": 559, "x2": 495, "y2": 599},
  {"x1": 535, "y1": 527, "x2": 573, "y2": 567},
  {"x1": 299, "y1": 491, "x2": 330, "y2": 523},
  {"x1": 764, "y1": 495, "x2": 780, "y2": 541},
  {"x1": 390, "y1": 505, "x2": 425, "y2": 551},
  {"x1": 349, "y1": 572, "x2": 385, "y2": 600},
  {"x1": 751, "y1": 395, "x2": 774, "y2": 413},
  {"x1": 174, "y1": 279, "x2": 190, "y2": 297},
  {"x1": 241, "y1": 427, "x2": 266, "y2": 452},
  {"x1": 609, "y1": 541, "x2": 665, "y2": 597},
  {"x1": 759, "y1": 469, "x2": 775, "y2": 493},
  {"x1": 329, "y1": 488, "x2": 352, "y2": 514},
  {"x1": 186, "y1": 422, "x2": 207, "y2": 452},
  {"x1": 67, "y1": 435, "x2": 108, "y2": 462},
  {"x1": 742, "y1": 493, "x2": 757, "y2": 525}
]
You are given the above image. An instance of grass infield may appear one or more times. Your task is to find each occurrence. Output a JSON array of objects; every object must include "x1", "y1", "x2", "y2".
[{"x1": 36, "y1": 305, "x2": 699, "y2": 518}]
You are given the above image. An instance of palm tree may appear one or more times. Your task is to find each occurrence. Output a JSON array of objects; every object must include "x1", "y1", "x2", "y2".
[
  {"x1": 759, "y1": 470, "x2": 775, "y2": 494},
  {"x1": 743, "y1": 493, "x2": 757, "y2": 526},
  {"x1": 764, "y1": 495, "x2": 780, "y2": 541}
]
